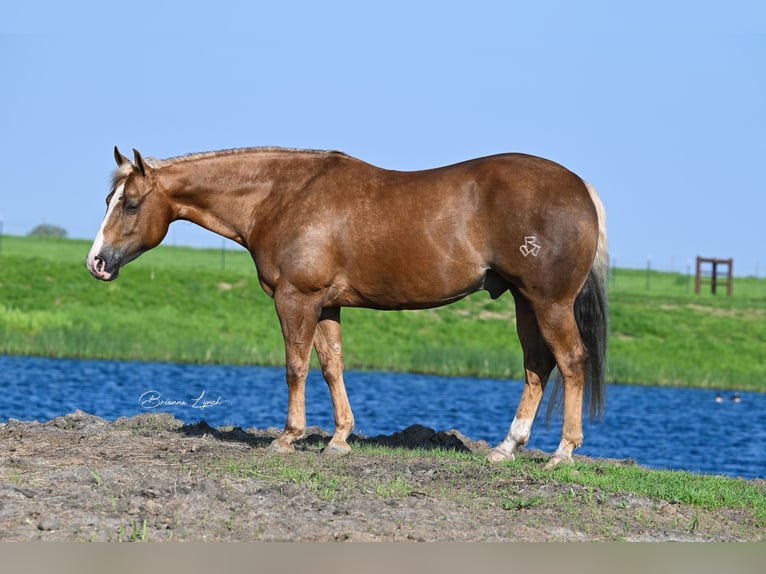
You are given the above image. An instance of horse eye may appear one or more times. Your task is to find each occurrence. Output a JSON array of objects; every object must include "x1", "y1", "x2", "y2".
[{"x1": 124, "y1": 201, "x2": 140, "y2": 215}]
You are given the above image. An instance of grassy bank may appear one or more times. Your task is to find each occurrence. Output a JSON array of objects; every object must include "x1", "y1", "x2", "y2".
[
  {"x1": 1, "y1": 235, "x2": 764, "y2": 391},
  {"x1": 217, "y1": 441, "x2": 766, "y2": 532}
]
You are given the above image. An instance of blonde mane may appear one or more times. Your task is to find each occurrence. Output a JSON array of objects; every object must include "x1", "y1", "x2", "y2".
[
  {"x1": 148, "y1": 146, "x2": 345, "y2": 168},
  {"x1": 111, "y1": 146, "x2": 345, "y2": 187}
]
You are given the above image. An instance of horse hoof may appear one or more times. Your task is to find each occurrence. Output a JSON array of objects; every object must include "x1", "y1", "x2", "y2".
[
  {"x1": 322, "y1": 442, "x2": 352, "y2": 456},
  {"x1": 543, "y1": 455, "x2": 573, "y2": 470},
  {"x1": 487, "y1": 448, "x2": 515, "y2": 463},
  {"x1": 266, "y1": 440, "x2": 295, "y2": 455}
]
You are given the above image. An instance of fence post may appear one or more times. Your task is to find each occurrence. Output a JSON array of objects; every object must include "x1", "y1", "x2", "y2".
[
  {"x1": 695, "y1": 257, "x2": 701, "y2": 294},
  {"x1": 695, "y1": 257, "x2": 733, "y2": 296},
  {"x1": 726, "y1": 259, "x2": 733, "y2": 296}
]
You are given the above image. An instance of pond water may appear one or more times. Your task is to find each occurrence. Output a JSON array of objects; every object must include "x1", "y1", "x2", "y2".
[{"x1": 1, "y1": 355, "x2": 764, "y2": 479}]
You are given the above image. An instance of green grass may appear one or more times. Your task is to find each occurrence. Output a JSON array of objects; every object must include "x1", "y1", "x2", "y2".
[
  {"x1": 354, "y1": 443, "x2": 766, "y2": 519},
  {"x1": 1, "y1": 235, "x2": 765, "y2": 391},
  {"x1": 607, "y1": 268, "x2": 766, "y2": 389},
  {"x1": 545, "y1": 460, "x2": 766, "y2": 517},
  {"x1": 211, "y1": 445, "x2": 766, "y2": 531}
]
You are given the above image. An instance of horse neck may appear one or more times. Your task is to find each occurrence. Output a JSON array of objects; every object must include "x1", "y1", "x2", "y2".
[{"x1": 158, "y1": 155, "x2": 276, "y2": 247}]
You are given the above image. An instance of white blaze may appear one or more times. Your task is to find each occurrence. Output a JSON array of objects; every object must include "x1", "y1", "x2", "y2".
[{"x1": 86, "y1": 183, "x2": 124, "y2": 275}]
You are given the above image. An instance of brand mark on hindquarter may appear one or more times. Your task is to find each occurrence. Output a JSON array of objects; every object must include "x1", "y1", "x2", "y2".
[{"x1": 520, "y1": 236, "x2": 541, "y2": 257}]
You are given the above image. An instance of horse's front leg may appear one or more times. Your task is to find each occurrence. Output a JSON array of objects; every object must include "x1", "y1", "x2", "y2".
[
  {"x1": 266, "y1": 287, "x2": 322, "y2": 454},
  {"x1": 314, "y1": 307, "x2": 354, "y2": 455}
]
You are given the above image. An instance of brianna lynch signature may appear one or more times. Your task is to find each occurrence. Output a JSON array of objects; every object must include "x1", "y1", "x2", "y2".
[{"x1": 139, "y1": 390, "x2": 231, "y2": 411}]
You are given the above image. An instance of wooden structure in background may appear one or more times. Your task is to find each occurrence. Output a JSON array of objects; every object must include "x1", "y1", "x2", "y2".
[{"x1": 695, "y1": 257, "x2": 733, "y2": 296}]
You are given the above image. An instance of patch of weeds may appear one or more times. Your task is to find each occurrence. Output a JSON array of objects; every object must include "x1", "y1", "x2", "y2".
[
  {"x1": 354, "y1": 442, "x2": 477, "y2": 461},
  {"x1": 688, "y1": 513, "x2": 700, "y2": 534},
  {"x1": 215, "y1": 454, "x2": 351, "y2": 503},
  {"x1": 6, "y1": 471, "x2": 24, "y2": 486},
  {"x1": 374, "y1": 476, "x2": 410, "y2": 498},
  {"x1": 117, "y1": 519, "x2": 148, "y2": 542},
  {"x1": 276, "y1": 464, "x2": 314, "y2": 483},
  {"x1": 502, "y1": 496, "x2": 543, "y2": 511},
  {"x1": 313, "y1": 473, "x2": 344, "y2": 503},
  {"x1": 89, "y1": 468, "x2": 103, "y2": 486},
  {"x1": 598, "y1": 522, "x2": 623, "y2": 541},
  {"x1": 219, "y1": 454, "x2": 312, "y2": 482},
  {"x1": 225, "y1": 509, "x2": 239, "y2": 531}
]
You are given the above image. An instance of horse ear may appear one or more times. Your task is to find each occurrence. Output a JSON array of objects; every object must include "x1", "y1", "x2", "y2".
[
  {"x1": 114, "y1": 146, "x2": 130, "y2": 167},
  {"x1": 132, "y1": 148, "x2": 149, "y2": 177}
]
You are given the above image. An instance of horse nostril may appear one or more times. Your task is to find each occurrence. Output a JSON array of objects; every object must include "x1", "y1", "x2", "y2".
[{"x1": 94, "y1": 256, "x2": 105, "y2": 273}]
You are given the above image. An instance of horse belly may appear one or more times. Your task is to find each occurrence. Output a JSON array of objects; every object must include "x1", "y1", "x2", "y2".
[{"x1": 339, "y1": 245, "x2": 488, "y2": 310}]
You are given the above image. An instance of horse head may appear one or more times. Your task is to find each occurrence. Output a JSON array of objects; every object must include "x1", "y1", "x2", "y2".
[{"x1": 86, "y1": 147, "x2": 173, "y2": 281}]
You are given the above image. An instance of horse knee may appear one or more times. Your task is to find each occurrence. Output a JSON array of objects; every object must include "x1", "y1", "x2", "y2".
[
  {"x1": 285, "y1": 357, "x2": 310, "y2": 383},
  {"x1": 319, "y1": 356, "x2": 344, "y2": 384}
]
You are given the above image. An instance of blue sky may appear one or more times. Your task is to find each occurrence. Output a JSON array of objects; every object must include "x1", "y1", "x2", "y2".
[{"x1": 2, "y1": 2, "x2": 764, "y2": 275}]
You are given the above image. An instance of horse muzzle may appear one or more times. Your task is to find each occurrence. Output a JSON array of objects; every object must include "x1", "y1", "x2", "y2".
[{"x1": 86, "y1": 252, "x2": 120, "y2": 281}]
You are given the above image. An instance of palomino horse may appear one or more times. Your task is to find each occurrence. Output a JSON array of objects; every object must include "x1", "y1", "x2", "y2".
[{"x1": 87, "y1": 146, "x2": 608, "y2": 467}]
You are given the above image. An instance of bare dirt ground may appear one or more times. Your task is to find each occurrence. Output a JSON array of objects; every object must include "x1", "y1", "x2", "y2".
[{"x1": 0, "y1": 411, "x2": 762, "y2": 542}]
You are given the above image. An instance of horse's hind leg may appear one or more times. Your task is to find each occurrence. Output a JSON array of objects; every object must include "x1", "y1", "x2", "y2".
[
  {"x1": 489, "y1": 294, "x2": 556, "y2": 462},
  {"x1": 532, "y1": 299, "x2": 589, "y2": 469},
  {"x1": 314, "y1": 307, "x2": 354, "y2": 455}
]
